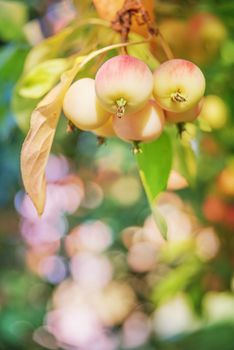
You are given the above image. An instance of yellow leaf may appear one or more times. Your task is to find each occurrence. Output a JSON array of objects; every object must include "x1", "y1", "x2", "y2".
[
  {"x1": 23, "y1": 18, "x2": 110, "y2": 74},
  {"x1": 24, "y1": 27, "x2": 73, "y2": 73},
  {"x1": 19, "y1": 58, "x2": 72, "y2": 99}
]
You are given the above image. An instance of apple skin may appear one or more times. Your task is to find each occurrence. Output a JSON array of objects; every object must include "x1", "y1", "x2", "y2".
[
  {"x1": 95, "y1": 55, "x2": 153, "y2": 116},
  {"x1": 165, "y1": 99, "x2": 203, "y2": 123},
  {"x1": 153, "y1": 59, "x2": 206, "y2": 113},
  {"x1": 112, "y1": 100, "x2": 165, "y2": 142},
  {"x1": 63, "y1": 78, "x2": 110, "y2": 130},
  {"x1": 198, "y1": 95, "x2": 228, "y2": 129},
  {"x1": 92, "y1": 117, "x2": 116, "y2": 137}
]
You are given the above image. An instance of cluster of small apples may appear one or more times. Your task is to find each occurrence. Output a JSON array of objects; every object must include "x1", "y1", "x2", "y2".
[{"x1": 63, "y1": 55, "x2": 205, "y2": 144}]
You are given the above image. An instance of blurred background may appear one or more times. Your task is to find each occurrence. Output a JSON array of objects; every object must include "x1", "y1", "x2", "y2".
[{"x1": 0, "y1": 0, "x2": 234, "y2": 349}]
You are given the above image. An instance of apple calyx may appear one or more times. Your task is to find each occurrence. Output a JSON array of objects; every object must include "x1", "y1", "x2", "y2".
[
  {"x1": 132, "y1": 141, "x2": 142, "y2": 154},
  {"x1": 116, "y1": 98, "x2": 127, "y2": 118},
  {"x1": 171, "y1": 91, "x2": 187, "y2": 103}
]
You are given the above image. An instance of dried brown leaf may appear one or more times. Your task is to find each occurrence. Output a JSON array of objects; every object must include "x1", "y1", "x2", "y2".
[
  {"x1": 20, "y1": 65, "x2": 79, "y2": 215},
  {"x1": 93, "y1": 0, "x2": 154, "y2": 28}
]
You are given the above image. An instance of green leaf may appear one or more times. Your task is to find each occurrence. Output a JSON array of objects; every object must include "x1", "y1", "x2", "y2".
[
  {"x1": 18, "y1": 58, "x2": 72, "y2": 99},
  {"x1": 136, "y1": 132, "x2": 172, "y2": 238},
  {"x1": 0, "y1": 44, "x2": 28, "y2": 81},
  {"x1": 136, "y1": 132, "x2": 172, "y2": 201},
  {"x1": 0, "y1": 44, "x2": 29, "y2": 135}
]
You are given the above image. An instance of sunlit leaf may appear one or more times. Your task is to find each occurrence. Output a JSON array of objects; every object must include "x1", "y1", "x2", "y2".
[
  {"x1": 23, "y1": 18, "x2": 111, "y2": 74},
  {"x1": 19, "y1": 58, "x2": 73, "y2": 99},
  {"x1": 23, "y1": 27, "x2": 73, "y2": 73}
]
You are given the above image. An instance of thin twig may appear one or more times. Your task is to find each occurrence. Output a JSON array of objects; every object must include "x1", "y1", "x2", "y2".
[{"x1": 157, "y1": 31, "x2": 174, "y2": 60}]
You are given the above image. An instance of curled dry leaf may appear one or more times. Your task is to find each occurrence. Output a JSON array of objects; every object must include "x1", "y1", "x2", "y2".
[
  {"x1": 93, "y1": 0, "x2": 154, "y2": 21},
  {"x1": 93, "y1": 0, "x2": 154, "y2": 37},
  {"x1": 20, "y1": 64, "x2": 80, "y2": 215}
]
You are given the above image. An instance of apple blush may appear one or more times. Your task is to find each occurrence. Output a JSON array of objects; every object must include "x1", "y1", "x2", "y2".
[
  {"x1": 95, "y1": 55, "x2": 154, "y2": 118},
  {"x1": 153, "y1": 59, "x2": 205, "y2": 113}
]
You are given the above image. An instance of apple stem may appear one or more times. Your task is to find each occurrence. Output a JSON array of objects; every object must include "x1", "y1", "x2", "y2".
[
  {"x1": 171, "y1": 91, "x2": 187, "y2": 103},
  {"x1": 132, "y1": 141, "x2": 142, "y2": 154},
  {"x1": 116, "y1": 98, "x2": 127, "y2": 118},
  {"x1": 97, "y1": 136, "x2": 106, "y2": 145},
  {"x1": 177, "y1": 122, "x2": 186, "y2": 138}
]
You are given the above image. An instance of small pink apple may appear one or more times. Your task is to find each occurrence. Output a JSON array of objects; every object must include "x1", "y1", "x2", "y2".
[
  {"x1": 95, "y1": 55, "x2": 153, "y2": 117},
  {"x1": 153, "y1": 59, "x2": 205, "y2": 113}
]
